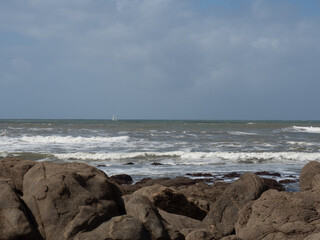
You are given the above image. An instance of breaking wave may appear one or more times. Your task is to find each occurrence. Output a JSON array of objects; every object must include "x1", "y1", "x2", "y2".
[
  {"x1": 53, "y1": 151, "x2": 320, "y2": 164},
  {"x1": 281, "y1": 126, "x2": 320, "y2": 134}
]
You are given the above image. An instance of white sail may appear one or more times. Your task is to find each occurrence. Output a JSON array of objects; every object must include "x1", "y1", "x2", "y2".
[{"x1": 112, "y1": 113, "x2": 117, "y2": 121}]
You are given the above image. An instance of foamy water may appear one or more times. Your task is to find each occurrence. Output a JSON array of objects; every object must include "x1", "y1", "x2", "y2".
[{"x1": 1, "y1": 120, "x2": 320, "y2": 183}]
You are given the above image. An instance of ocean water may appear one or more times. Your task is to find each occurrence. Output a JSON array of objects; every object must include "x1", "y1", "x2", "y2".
[{"x1": 1, "y1": 119, "x2": 320, "y2": 187}]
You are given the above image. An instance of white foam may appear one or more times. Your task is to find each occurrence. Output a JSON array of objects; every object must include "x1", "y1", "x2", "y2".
[
  {"x1": 282, "y1": 126, "x2": 320, "y2": 134},
  {"x1": 54, "y1": 151, "x2": 184, "y2": 161},
  {"x1": 53, "y1": 151, "x2": 320, "y2": 164},
  {"x1": 0, "y1": 135, "x2": 129, "y2": 145},
  {"x1": 287, "y1": 141, "x2": 316, "y2": 146},
  {"x1": 0, "y1": 152, "x2": 8, "y2": 158},
  {"x1": 228, "y1": 131, "x2": 257, "y2": 136}
]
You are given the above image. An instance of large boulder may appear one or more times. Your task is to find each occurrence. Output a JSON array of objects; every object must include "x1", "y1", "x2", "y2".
[
  {"x1": 0, "y1": 180, "x2": 40, "y2": 240},
  {"x1": 22, "y1": 162, "x2": 123, "y2": 240},
  {"x1": 235, "y1": 189, "x2": 320, "y2": 240},
  {"x1": 203, "y1": 173, "x2": 274, "y2": 236},
  {"x1": 300, "y1": 161, "x2": 320, "y2": 191}
]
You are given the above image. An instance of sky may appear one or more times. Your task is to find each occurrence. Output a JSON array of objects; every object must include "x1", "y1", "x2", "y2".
[{"x1": 0, "y1": 0, "x2": 320, "y2": 120}]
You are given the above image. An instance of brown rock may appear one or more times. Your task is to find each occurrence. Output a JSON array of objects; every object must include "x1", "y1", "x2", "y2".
[
  {"x1": 300, "y1": 161, "x2": 320, "y2": 191},
  {"x1": 0, "y1": 158, "x2": 36, "y2": 194},
  {"x1": 185, "y1": 229, "x2": 215, "y2": 240},
  {"x1": 221, "y1": 236, "x2": 242, "y2": 240},
  {"x1": 203, "y1": 173, "x2": 276, "y2": 236},
  {"x1": 0, "y1": 180, "x2": 41, "y2": 240},
  {"x1": 76, "y1": 215, "x2": 148, "y2": 240},
  {"x1": 235, "y1": 189, "x2": 320, "y2": 240},
  {"x1": 175, "y1": 182, "x2": 229, "y2": 211},
  {"x1": 236, "y1": 190, "x2": 320, "y2": 240},
  {"x1": 22, "y1": 162, "x2": 123, "y2": 240},
  {"x1": 130, "y1": 184, "x2": 207, "y2": 221},
  {"x1": 304, "y1": 233, "x2": 320, "y2": 240},
  {"x1": 152, "y1": 187, "x2": 207, "y2": 220},
  {"x1": 125, "y1": 194, "x2": 169, "y2": 240},
  {"x1": 123, "y1": 176, "x2": 198, "y2": 195},
  {"x1": 158, "y1": 208, "x2": 202, "y2": 231}
]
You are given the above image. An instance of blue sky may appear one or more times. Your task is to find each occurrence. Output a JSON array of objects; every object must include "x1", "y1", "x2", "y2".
[{"x1": 1, "y1": 0, "x2": 320, "y2": 120}]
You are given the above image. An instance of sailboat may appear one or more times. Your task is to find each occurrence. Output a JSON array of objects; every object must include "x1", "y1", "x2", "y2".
[{"x1": 112, "y1": 112, "x2": 117, "y2": 122}]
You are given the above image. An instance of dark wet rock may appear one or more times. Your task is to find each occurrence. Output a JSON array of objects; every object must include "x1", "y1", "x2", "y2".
[
  {"x1": 186, "y1": 172, "x2": 213, "y2": 177},
  {"x1": 287, "y1": 174, "x2": 297, "y2": 178},
  {"x1": 279, "y1": 179, "x2": 298, "y2": 184},
  {"x1": 151, "y1": 162, "x2": 163, "y2": 165},
  {"x1": 235, "y1": 189, "x2": 320, "y2": 240},
  {"x1": 203, "y1": 173, "x2": 279, "y2": 236},
  {"x1": 0, "y1": 180, "x2": 41, "y2": 240},
  {"x1": 22, "y1": 162, "x2": 123, "y2": 240},
  {"x1": 124, "y1": 161, "x2": 134, "y2": 165},
  {"x1": 223, "y1": 172, "x2": 241, "y2": 178},
  {"x1": 76, "y1": 215, "x2": 148, "y2": 240},
  {"x1": 255, "y1": 171, "x2": 281, "y2": 177},
  {"x1": 110, "y1": 174, "x2": 133, "y2": 185},
  {"x1": 300, "y1": 160, "x2": 320, "y2": 191},
  {"x1": 261, "y1": 178, "x2": 284, "y2": 191}
]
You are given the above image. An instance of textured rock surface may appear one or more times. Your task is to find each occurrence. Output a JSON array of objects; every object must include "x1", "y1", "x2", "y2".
[
  {"x1": 2, "y1": 158, "x2": 320, "y2": 240},
  {"x1": 76, "y1": 215, "x2": 148, "y2": 240},
  {"x1": 0, "y1": 158, "x2": 36, "y2": 194},
  {"x1": 22, "y1": 162, "x2": 123, "y2": 240},
  {"x1": 203, "y1": 173, "x2": 274, "y2": 236},
  {"x1": 300, "y1": 161, "x2": 320, "y2": 191},
  {"x1": 235, "y1": 189, "x2": 320, "y2": 240},
  {"x1": 152, "y1": 187, "x2": 207, "y2": 220},
  {"x1": 185, "y1": 229, "x2": 215, "y2": 240},
  {"x1": 158, "y1": 208, "x2": 202, "y2": 231},
  {"x1": 125, "y1": 194, "x2": 169, "y2": 239},
  {"x1": 0, "y1": 180, "x2": 41, "y2": 240}
]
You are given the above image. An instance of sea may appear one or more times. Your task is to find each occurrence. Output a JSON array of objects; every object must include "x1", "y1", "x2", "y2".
[{"x1": 1, "y1": 119, "x2": 320, "y2": 190}]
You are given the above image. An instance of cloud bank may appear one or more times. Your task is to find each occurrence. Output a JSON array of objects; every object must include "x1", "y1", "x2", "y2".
[{"x1": 0, "y1": 0, "x2": 320, "y2": 119}]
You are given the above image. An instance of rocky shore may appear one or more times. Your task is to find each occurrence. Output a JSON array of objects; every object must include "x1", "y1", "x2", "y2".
[{"x1": 1, "y1": 158, "x2": 320, "y2": 240}]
